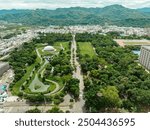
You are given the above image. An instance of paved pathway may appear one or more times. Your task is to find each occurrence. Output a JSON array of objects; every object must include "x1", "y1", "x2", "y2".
[
  {"x1": 45, "y1": 79, "x2": 62, "y2": 96},
  {"x1": 70, "y1": 34, "x2": 85, "y2": 113},
  {"x1": 2, "y1": 101, "x2": 71, "y2": 113},
  {"x1": 36, "y1": 48, "x2": 43, "y2": 64}
]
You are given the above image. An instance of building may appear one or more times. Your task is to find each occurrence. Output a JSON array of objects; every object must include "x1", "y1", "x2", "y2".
[
  {"x1": 0, "y1": 84, "x2": 7, "y2": 95},
  {"x1": 43, "y1": 46, "x2": 55, "y2": 51},
  {"x1": 0, "y1": 62, "x2": 10, "y2": 77},
  {"x1": 139, "y1": 46, "x2": 150, "y2": 70},
  {"x1": 0, "y1": 84, "x2": 7, "y2": 102}
]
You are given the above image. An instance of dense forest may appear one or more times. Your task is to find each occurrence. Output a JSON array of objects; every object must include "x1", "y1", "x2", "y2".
[
  {"x1": 76, "y1": 33, "x2": 150, "y2": 112},
  {"x1": 0, "y1": 5, "x2": 150, "y2": 27},
  {"x1": 33, "y1": 33, "x2": 72, "y2": 45},
  {"x1": 9, "y1": 42, "x2": 37, "y2": 82}
]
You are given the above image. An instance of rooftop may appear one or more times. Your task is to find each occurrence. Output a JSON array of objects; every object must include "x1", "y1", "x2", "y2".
[
  {"x1": 142, "y1": 46, "x2": 150, "y2": 50},
  {"x1": 43, "y1": 46, "x2": 55, "y2": 51},
  {"x1": 0, "y1": 84, "x2": 7, "y2": 94}
]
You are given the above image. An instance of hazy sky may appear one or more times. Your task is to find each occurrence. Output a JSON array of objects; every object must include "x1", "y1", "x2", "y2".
[{"x1": 0, "y1": 0, "x2": 149, "y2": 9}]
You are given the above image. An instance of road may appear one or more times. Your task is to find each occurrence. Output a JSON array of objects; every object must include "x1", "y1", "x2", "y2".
[
  {"x1": 71, "y1": 34, "x2": 85, "y2": 113},
  {"x1": 0, "y1": 54, "x2": 9, "y2": 61},
  {"x1": 1, "y1": 101, "x2": 71, "y2": 113}
]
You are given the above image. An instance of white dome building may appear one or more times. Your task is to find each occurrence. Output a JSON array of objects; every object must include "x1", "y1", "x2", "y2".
[{"x1": 43, "y1": 46, "x2": 55, "y2": 52}]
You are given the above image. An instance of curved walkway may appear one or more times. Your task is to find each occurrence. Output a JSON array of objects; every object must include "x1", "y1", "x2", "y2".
[
  {"x1": 20, "y1": 47, "x2": 62, "y2": 96},
  {"x1": 45, "y1": 79, "x2": 63, "y2": 96},
  {"x1": 29, "y1": 74, "x2": 49, "y2": 93},
  {"x1": 36, "y1": 48, "x2": 43, "y2": 64}
]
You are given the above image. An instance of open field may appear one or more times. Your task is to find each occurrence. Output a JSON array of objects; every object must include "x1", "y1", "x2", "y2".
[
  {"x1": 36, "y1": 42, "x2": 69, "y2": 56},
  {"x1": 78, "y1": 42, "x2": 96, "y2": 57},
  {"x1": 114, "y1": 39, "x2": 150, "y2": 47},
  {"x1": 38, "y1": 47, "x2": 54, "y2": 56},
  {"x1": 54, "y1": 42, "x2": 70, "y2": 52}
]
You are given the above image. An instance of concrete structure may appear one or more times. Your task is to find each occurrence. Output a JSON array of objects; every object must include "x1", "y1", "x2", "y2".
[
  {"x1": 139, "y1": 46, "x2": 150, "y2": 70},
  {"x1": 0, "y1": 62, "x2": 10, "y2": 77},
  {"x1": 6, "y1": 96, "x2": 19, "y2": 102},
  {"x1": 43, "y1": 46, "x2": 55, "y2": 51}
]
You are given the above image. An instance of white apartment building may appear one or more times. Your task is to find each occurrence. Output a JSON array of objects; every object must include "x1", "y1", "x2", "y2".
[{"x1": 139, "y1": 46, "x2": 150, "y2": 70}]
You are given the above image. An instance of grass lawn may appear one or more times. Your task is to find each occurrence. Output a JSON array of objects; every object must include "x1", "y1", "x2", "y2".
[
  {"x1": 54, "y1": 42, "x2": 70, "y2": 52},
  {"x1": 47, "y1": 75, "x2": 64, "y2": 90},
  {"x1": 38, "y1": 47, "x2": 54, "y2": 56},
  {"x1": 78, "y1": 42, "x2": 96, "y2": 57},
  {"x1": 24, "y1": 81, "x2": 56, "y2": 95},
  {"x1": 46, "y1": 81, "x2": 57, "y2": 93},
  {"x1": 37, "y1": 42, "x2": 70, "y2": 55},
  {"x1": 36, "y1": 44, "x2": 46, "y2": 48}
]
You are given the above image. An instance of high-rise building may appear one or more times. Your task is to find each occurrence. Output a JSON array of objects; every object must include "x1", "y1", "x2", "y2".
[{"x1": 139, "y1": 46, "x2": 150, "y2": 70}]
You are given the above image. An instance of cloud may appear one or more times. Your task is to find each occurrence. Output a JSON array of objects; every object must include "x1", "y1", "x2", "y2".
[{"x1": 0, "y1": 0, "x2": 149, "y2": 9}]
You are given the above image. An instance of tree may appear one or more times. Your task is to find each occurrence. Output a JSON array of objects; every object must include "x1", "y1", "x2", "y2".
[
  {"x1": 25, "y1": 93, "x2": 45, "y2": 102},
  {"x1": 65, "y1": 78, "x2": 80, "y2": 99},
  {"x1": 128, "y1": 88, "x2": 150, "y2": 106},
  {"x1": 99, "y1": 86, "x2": 122, "y2": 109},
  {"x1": 42, "y1": 77, "x2": 46, "y2": 82},
  {"x1": 46, "y1": 106, "x2": 63, "y2": 113},
  {"x1": 26, "y1": 108, "x2": 41, "y2": 113}
]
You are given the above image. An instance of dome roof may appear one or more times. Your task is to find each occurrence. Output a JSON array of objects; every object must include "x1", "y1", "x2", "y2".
[{"x1": 43, "y1": 46, "x2": 55, "y2": 51}]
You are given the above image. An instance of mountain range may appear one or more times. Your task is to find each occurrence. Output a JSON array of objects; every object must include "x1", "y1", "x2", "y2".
[{"x1": 0, "y1": 4, "x2": 150, "y2": 27}]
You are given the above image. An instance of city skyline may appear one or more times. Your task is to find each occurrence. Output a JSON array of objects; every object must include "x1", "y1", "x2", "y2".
[{"x1": 0, "y1": 0, "x2": 149, "y2": 9}]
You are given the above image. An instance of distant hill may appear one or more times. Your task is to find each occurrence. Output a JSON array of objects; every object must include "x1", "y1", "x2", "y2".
[
  {"x1": 137, "y1": 7, "x2": 150, "y2": 13},
  {"x1": 0, "y1": 4, "x2": 150, "y2": 27}
]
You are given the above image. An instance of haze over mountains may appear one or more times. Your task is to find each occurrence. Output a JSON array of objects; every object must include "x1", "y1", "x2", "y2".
[{"x1": 0, "y1": 4, "x2": 150, "y2": 27}]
